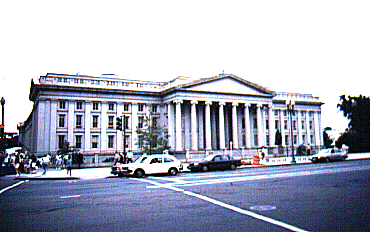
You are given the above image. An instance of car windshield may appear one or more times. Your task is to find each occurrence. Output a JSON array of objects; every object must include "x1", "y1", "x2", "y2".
[{"x1": 203, "y1": 155, "x2": 215, "y2": 161}]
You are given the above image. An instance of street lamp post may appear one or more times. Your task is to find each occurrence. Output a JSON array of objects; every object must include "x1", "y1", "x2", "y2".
[
  {"x1": 286, "y1": 100, "x2": 296, "y2": 164},
  {"x1": 1, "y1": 97, "x2": 5, "y2": 144}
]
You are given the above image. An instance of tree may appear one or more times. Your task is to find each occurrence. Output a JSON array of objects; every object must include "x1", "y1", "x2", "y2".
[
  {"x1": 337, "y1": 95, "x2": 370, "y2": 153},
  {"x1": 323, "y1": 127, "x2": 333, "y2": 148},
  {"x1": 136, "y1": 116, "x2": 169, "y2": 154},
  {"x1": 275, "y1": 130, "x2": 282, "y2": 146}
]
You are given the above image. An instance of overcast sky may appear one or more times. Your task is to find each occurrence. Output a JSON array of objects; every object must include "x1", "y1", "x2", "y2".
[{"x1": 1, "y1": 0, "x2": 369, "y2": 133}]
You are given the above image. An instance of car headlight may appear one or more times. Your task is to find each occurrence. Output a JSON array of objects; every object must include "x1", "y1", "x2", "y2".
[{"x1": 194, "y1": 163, "x2": 199, "y2": 166}]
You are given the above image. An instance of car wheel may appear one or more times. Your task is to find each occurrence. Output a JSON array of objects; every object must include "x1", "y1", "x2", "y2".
[
  {"x1": 134, "y1": 169, "x2": 144, "y2": 178},
  {"x1": 202, "y1": 165, "x2": 209, "y2": 172},
  {"x1": 168, "y1": 168, "x2": 178, "y2": 176},
  {"x1": 325, "y1": 157, "x2": 330, "y2": 163},
  {"x1": 230, "y1": 164, "x2": 236, "y2": 170}
]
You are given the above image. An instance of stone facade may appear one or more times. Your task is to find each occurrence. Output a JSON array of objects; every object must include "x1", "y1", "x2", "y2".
[{"x1": 19, "y1": 73, "x2": 323, "y2": 156}]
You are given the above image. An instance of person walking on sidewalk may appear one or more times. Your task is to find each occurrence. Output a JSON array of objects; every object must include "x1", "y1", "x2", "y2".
[
  {"x1": 66, "y1": 156, "x2": 72, "y2": 176},
  {"x1": 41, "y1": 154, "x2": 50, "y2": 175}
]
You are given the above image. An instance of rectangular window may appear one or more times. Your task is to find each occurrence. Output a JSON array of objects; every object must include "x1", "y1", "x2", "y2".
[
  {"x1": 294, "y1": 135, "x2": 297, "y2": 145},
  {"x1": 59, "y1": 101, "x2": 66, "y2": 109},
  {"x1": 254, "y1": 134, "x2": 258, "y2": 146},
  {"x1": 138, "y1": 135, "x2": 144, "y2": 149},
  {"x1": 301, "y1": 120, "x2": 305, "y2": 130},
  {"x1": 123, "y1": 103, "x2": 129, "y2": 112},
  {"x1": 138, "y1": 116, "x2": 144, "y2": 129},
  {"x1": 284, "y1": 120, "x2": 288, "y2": 130},
  {"x1": 265, "y1": 120, "x2": 269, "y2": 130},
  {"x1": 59, "y1": 115, "x2": 66, "y2": 128},
  {"x1": 302, "y1": 135, "x2": 306, "y2": 144},
  {"x1": 125, "y1": 135, "x2": 129, "y2": 148},
  {"x1": 58, "y1": 135, "x2": 65, "y2": 149},
  {"x1": 75, "y1": 135, "x2": 82, "y2": 148},
  {"x1": 123, "y1": 116, "x2": 129, "y2": 129},
  {"x1": 138, "y1": 104, "x2": 144, "y2": 112},
  {"x1": 76, "y1": 101, "x2": 83, "y2": 110},
  {"x1": 92, "y1": 102, "x2": 99, "y2": 110},
  {"x1": 108, "y1": 135, "x2": 114, "y2": 149},
  {"x1": 108, "y1": 116, "x2": 114, "y2": 129},
  {"x1": 151, "y1": 104, "x2": 158, "y2": 113},
  {"x1": 92, "y1": 115, "x2": 99, "y2": 128},
  {"x1": 274, "y1": 110, "x2": 279, "y2": 116},
  {"x1": 284, "y1": 110, "x2": 287, "y2": 117},
  {"x1": 275, "y1": 120, "x2": 279, "y2": 130},
  {"x1": 242, "y1": 117, "x2": 245, "y2": 129},
  {"x1": 309, "y1": 121, "x2": 313, "y2": 130},
  {"x1": 253, "y1": 118, "x2": 257, "y2": 129},
  {"x1": 310, "y1": 135, "x2": 314, "y2": 144},
  {"x1": 76, "y1": 115, "x2": 82, "y2": 128},
  {"x1": 266, "y1": 135, "x2": 270, "y2": 146},
  {"x1": 152, "y1": 117, "x2": 158, "y2": 127},
  {"x1": 285, "y1": 135, "x2": 289, "y2": 145},
  {"x1": 92, "y1": 135, "x2": 99, "y2": 149},
  {"x1": 108, "y1": 103, "x2": 114, "y2": 111},
  {"x1": 301, "y1": 111, "x2": 305, "y2": 117},
  {"x1": 293, "y1": 120, "x2": 297, "y2": 130}
]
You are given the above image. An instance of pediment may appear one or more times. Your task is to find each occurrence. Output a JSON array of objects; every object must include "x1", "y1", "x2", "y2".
[{"x1": 178, "y1": 74, "x2": 275, "y2": 96}]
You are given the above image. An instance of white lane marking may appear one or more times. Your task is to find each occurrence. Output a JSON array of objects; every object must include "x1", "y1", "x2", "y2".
[
  {"x1": 163, "y1": 165, "x2": 370, "y2": 187},
  {"x1": 60, "y1": 195, "x2": 81, "y2": 199},
  {"x1": 0, "y1": 180, "x2": 28, "y2": 194},
  {"x1": 183, "y1": 190, "x2": 308, "y2": 232},
  {"x1": 132, "y1": 178, "x2": 308, "y2": 232}
]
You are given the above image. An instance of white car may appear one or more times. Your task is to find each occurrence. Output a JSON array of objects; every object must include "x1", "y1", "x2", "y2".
[
  {"x1": 111, "y1": 154, "x2": 183, "y2": 178},
  {"x1": 309, "y1": 148, "x2": 348, "y2": 163}
]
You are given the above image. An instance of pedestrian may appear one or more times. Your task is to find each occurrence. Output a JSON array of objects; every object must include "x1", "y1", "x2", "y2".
[
  {"x1": 66, "y1": 155, "x2": 72, "y2": 176},
  {"x1": 41, "y1": 154, "x2": 50, "y2": 175},
  {"x1": 0, "y1": 152, "x2": 5, "y2": 176},
  {"x1": 114, "y1": 152, "x2": 120, "y2": 165},
  {"x1": 14, "y1": 150, "x2": 22, "y2": 176},
  {"x1": 127, "y1": 150, "x2": 134, "y2": 163}
]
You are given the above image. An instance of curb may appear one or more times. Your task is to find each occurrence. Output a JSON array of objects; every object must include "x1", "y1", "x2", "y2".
[{"x1": 14, "y1": 176, "x2": 80, "y2": 180}]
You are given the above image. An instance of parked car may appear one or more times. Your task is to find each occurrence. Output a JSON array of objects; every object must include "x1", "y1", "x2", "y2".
[
  {"x1": 188, "y1": 154, "x2": 242, "y2": 172},
  {"x1": 111, "y1": 154, "x2": 183, "y2": 178},
  {"x1": 309, "y1": 148, "x2": 348, "y2": 163}
]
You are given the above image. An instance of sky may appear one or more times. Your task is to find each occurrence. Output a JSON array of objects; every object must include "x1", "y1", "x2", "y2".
[{"x1": 1, "y1": 0, "x2": 369, "y2": 133}]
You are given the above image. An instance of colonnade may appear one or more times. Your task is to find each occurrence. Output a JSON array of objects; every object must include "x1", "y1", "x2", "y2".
[{"x1": 167, "y1": 99, "x2": 321, "y2": 152}]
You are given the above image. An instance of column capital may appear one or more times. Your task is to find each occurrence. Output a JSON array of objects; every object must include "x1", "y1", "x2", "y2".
[
  {"x1": 190, "y1": 100, "x2": 198, "y2": 105},
  {"x1": 173, "y1": 99, "x2": 183, "y2": 104},
  {"x1": 244, "y1": 102, "x2": 251, "y2": 107},
  {"x1": 257, "y1": 103, "x2": 264, "y2": 108},
  {"x1": 232, "y1": 102, "x2": 239, "y2": 107},
  {"x1": 219, "y1": 101, "x2": 226, "y2": 106},
  {"x1": 205, "y1": 101, "x2": 212, "y2": 106}
]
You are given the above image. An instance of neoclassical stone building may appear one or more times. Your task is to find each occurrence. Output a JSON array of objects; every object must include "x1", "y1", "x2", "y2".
[{"x1": 19, "y1": 73, "x2": 323, "y2": 156}]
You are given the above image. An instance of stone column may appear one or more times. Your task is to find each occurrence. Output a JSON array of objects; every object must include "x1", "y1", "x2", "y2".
[
  {"x1": 205, "y1": 101, "x2": 212, "y2": 150},
  {"x1": 175, "y1": 100, "x2": 183, "y2": 151},
  {"x1": 232, "y1": 102, "x2": 239, "y2": 149},
  {"x1": 306, "y1": 110, "x2": 311, "y2": 144},
  {"x1": 256, "y1": 104, "x2": 263, "y2": 147},
  {"x1": 190, "y1": 100, "x2": 198, "y2": 151},
  {"x1": 167, "y1": 102, "x2": 175, "y2": 149},
  {"x1": 297, "y1": 109, "x2": 303, "y2": 145},
  {"x1": 84, "y1": 101, "x2": 91, "y2": 151},
  {"x1": 314, "y1": 111, "x2": 321, "y2": 146},
  {"x1": 67, "y1": 100, "x2": 75, "y2": 145},
  {"x1": 49, "y1": 100, "x2": 57, "y2": 152},
  {"x1": 268, "y1": 105, "x2": 275, "y2": 147},
  {"x1": 244, "y1": 103, "x2": 251, "y2": 148},
  {"x1": 101, "y1": 102, "x2": 108, "y2": 152},
  {"x1": 280, "y1": 109, "x2": 286, "y2": 146},
  {"x1": 219, "y1": 102, "x2": 226, "y2": 150}
]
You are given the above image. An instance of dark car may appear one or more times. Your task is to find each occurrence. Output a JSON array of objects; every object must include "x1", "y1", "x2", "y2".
[{"x1": 188, "y1": 154, "x2": 242, "y2": 172}]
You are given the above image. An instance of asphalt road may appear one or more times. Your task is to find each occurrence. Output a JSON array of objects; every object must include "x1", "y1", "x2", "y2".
[{"x1": 1, "y1": 159, "x2": 369, "y2": 232}]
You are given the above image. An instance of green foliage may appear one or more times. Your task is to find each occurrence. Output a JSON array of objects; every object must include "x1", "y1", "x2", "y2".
[
  {"x1": 136, "y1": 116, "x2": 169, "y2": 154},
  {"x1": 337, "y1": 95, "x2": 370, "y2": 152},
  {"x1": 323, "y1": 128, "x2": 333, "y2": 148}
]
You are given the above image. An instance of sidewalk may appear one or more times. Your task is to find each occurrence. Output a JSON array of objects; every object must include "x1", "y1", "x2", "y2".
[{"x1": 10, "y1": 152, "x2": 370, "y2": 180}]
